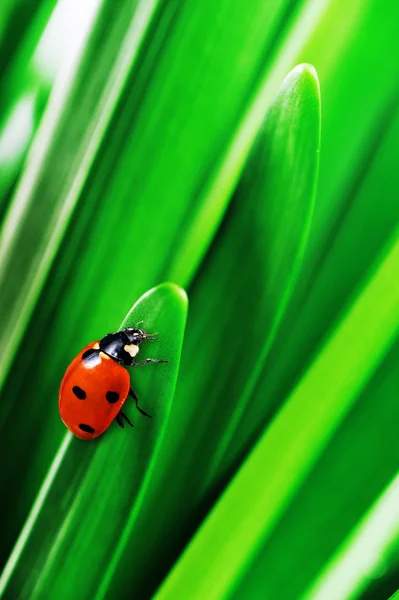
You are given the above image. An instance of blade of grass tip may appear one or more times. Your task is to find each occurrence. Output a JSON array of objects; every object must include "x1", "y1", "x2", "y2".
[
  {"x1": 0, "y1": 283, "x2": 187, "y2": 600},
  {"x1": 0, "y1": 0, "x2": 161, "y2": 393},
  {"x1": 222, "y1": 93, "x2": 399, "y2": 515},
  {"x1": 303, "y1": 471, "x2": 399, "y2": 600},
  {"x1": 154, "y1": 228, "x2": 399, "y2": 600},
  {"x1": 167, "y1": 0, "x2": 331, "y2": 286},
  {"x1": 205, "y1": 62, "x2": 320, "y2": 487}
]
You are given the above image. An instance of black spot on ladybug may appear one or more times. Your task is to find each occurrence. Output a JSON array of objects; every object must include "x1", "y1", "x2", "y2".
[
  {"x1": 82, "y1": 349, "x2": 95, "y2": 360},
  {"x1": 79, "y1": 423, "x2": 95, "y2": 434},
  {"x1": 72, "y1": 386, "x2": 86, "y2": 399},
  {"x1": 106, "y1": 391, "x2": 119, "y2": 403}
]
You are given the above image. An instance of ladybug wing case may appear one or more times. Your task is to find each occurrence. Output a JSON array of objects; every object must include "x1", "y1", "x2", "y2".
[{"x1": 59, "y1": 344, "x2": 130, "y2": 440}]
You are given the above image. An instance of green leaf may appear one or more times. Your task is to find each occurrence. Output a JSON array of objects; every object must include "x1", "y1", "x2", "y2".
[
  {"x1": 0, "y1": 282, "x2": 187, "y2": 600},
  {"x1": 208, "y1": 63, "x2": 320, "y2": 481},
  {"x1": 95, "y1": 63, "x2": 320, "y2": 598},
  {"x1": 154, "y1": 226, "x2": 399, "y2": 600}
]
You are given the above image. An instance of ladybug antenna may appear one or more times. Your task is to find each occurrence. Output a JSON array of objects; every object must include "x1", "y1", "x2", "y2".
[{"x1": 143, "y1": 331, "x2": 158, "y2": 341}]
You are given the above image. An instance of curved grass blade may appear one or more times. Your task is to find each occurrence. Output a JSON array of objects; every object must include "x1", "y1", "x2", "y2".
[
  {"x1": 224, "y1": 99, "x2": 399, "y2": 599},
  {"x1": 250, "y1": 95, "x2": 399, "y2": 463},
  {"x1": 0, "y1": 282, "x2": 187, "y2": 600},
  {"x1": 206, "y1": 63, "x2": 320, "y2": 482},
  {"x1": 95, "y1": 63, "x2": 320, "y2": 598},
  {"x1": 154, "y1": 227, "x2": 399, "y2": 600}
]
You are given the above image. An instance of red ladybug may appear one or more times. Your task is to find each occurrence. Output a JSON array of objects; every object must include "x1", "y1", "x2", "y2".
[{"x1": 59, "y1": 328, "x2": 167, "y2": 440}]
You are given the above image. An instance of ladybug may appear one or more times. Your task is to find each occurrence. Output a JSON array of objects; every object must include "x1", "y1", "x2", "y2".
[{"x1": 59, "y1": 327, "x2": 167, "y2": 440}]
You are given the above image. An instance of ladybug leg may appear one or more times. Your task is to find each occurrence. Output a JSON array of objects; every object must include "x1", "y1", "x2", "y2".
[
  {"x1": 129, "y1": 387, "x2": 152, "y2": 418},
  {"x1": 116, "y1": 410, "x2": 134, "y2": 428},
  {"x1": 133, "y1": 358, "x2": 168, "y2": 367},
  {"x1": 121, "y1": 411, "x2": 134, "y2": 427}
]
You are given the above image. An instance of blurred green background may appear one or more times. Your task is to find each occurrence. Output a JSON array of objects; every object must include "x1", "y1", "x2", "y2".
[{"x1": 0, "y1": 0, "x2": 398, "y2": 598}]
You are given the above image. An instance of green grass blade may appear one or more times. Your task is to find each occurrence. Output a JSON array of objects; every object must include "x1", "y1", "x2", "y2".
[
  {"x1": 0, "y1": 282, "x2": 187, "y2": 600},
  {"x1": 91, "y1": 63, "x2": 320, "y2": 598},
  {"x1": 251, "y1": 96, "x2": 399, "y2": 468},
  {"x1": 154, "y1": 226, "x2": 399, "y2": 600},
  {"x1": 206, "y1": 63, "x2": 320, "y2": 482},
  {"x1": 228, "y1": 95, "x2": 399, "y2": 600}
]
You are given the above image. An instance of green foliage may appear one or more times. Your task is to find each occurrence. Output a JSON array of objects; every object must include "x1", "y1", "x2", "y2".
[{"x1": 1, "y1": 0, "x2": 399, "y2": 599}]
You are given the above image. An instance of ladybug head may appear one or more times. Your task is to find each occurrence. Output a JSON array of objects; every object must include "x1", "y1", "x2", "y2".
[{"x1": 124, "y1": 328, "x2": 158, "y2": 345}]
